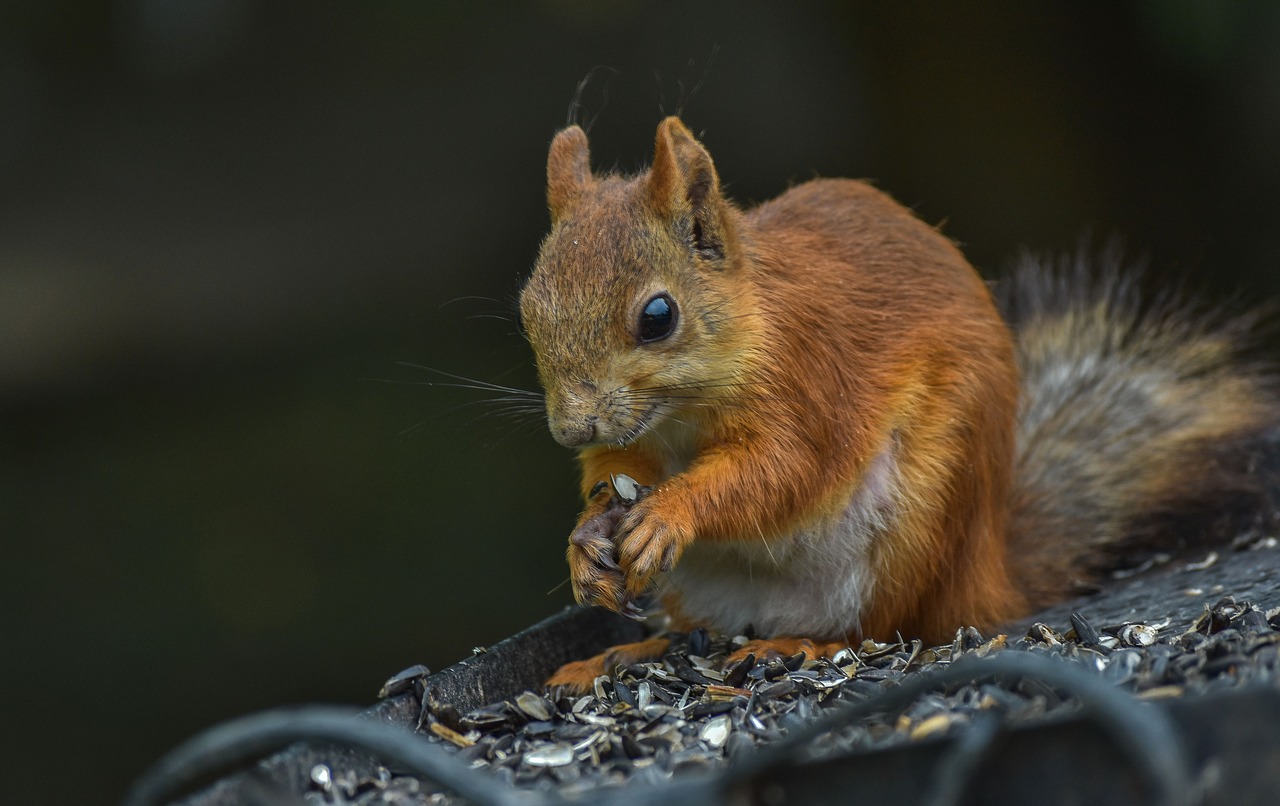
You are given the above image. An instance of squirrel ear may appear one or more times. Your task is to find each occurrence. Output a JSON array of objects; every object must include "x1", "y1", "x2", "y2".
[
  {"x1": 648, "y1": 117, "x2": 720, "y2": 217},
  {"x1": 647, "y1": 117, "x2": 727, "y2": 260},
  {"x1": 547, "y1": 125, "x2": 593, "y2": 222}
]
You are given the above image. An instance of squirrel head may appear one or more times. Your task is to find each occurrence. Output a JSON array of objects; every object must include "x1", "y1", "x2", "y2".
[{"x1": 520, "y1": 117, "x2": 755, "y2": 449}]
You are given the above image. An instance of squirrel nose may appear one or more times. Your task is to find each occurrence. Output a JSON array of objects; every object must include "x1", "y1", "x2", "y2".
[
  {"x1": 548, "y1": 383, "x2": 600, "y2": 447},
  {"x1": 552, "y1": 415, "x2": 597, "y2": 448}
]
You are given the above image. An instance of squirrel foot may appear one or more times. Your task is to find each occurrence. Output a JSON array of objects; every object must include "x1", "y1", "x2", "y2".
[
  {"x1": 544, "y1": 636, "x2": 671, "y2": 694},
  {"x1": 725, "y1": 637, "x2": 850, "y2": 667}
]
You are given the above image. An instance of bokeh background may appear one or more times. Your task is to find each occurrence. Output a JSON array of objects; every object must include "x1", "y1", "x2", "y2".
[{"x1": 4, "y1": 2, "x2": 1280, "y2": 802}]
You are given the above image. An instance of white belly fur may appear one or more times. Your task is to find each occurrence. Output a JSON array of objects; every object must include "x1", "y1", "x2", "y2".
[{"x1": 659, "y1": 441, "x2": 899, "y2": 639}]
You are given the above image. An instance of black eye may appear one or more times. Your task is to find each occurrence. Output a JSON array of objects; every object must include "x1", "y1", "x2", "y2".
[{"x1": 638, "y1": 293, "x2": 678, "y2": 343}]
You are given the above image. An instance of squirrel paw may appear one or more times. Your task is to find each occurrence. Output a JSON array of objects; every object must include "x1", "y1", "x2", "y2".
[
  {"x1": 567, "y1": 509, "x2": 628, "y2": 611},
  {"x1": 725, "y1": 637, "x2": 850, "y2": 667},
  {"x1": 617, "y1": 501, "x2": 692, "y2": 599},
  {"x1": 616, "y1": 506, "x2": 696, "y2": 601},
  {"x1": 545, "y1": 637, "x2": 671, "y2": 694}
]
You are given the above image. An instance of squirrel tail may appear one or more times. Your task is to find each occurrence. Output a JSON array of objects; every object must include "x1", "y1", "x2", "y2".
[{"x1": 998, "y1": 247, "x2": 1280, "y2": 607}]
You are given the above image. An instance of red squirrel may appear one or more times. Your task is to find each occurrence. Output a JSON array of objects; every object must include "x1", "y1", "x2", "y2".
[{"x1": 517, "y1": 116, "x2": 1280, "y2": 691}]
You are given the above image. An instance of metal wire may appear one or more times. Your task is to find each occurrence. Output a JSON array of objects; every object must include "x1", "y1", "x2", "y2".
[
  {"x1": 727, "y1": 651, "x2": 1192, "y2": 806},
  {"x1": 120, "y1": 705, "x2": 538, "y2": 806},
  {"x1": 920, "y1": 710, "x2": 1003, "y2": 806}
]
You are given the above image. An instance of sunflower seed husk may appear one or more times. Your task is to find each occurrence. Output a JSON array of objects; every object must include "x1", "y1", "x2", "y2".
[
  {"x1": 524, "y1": 743, "x2": 574, "y2": 767},
  {"x1": 699, "y1": 715, "x2": 731, "y2": 749},
  {"x1": 351, "y1": 549, "x2": 1280, "y2": 804}
]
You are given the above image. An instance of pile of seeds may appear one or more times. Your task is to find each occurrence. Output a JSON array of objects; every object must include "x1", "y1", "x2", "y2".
[{"x1": 302, "y1": 590, "x2": 1280, "y2": 805}]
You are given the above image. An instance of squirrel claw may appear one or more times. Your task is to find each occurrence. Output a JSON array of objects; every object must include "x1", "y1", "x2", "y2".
[{"x1": 621, "y1": 599, "x2": 647, "y2": 621}]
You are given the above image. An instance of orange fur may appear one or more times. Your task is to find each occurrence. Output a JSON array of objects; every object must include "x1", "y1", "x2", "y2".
[{"x1": 519, "y1": 117, "x2": 1279, "y2": 692}]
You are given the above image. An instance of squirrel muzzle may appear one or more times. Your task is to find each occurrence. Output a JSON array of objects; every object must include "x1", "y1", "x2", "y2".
[{"x1": 545, "y1": 383, "x2": 601, "y2": 448}]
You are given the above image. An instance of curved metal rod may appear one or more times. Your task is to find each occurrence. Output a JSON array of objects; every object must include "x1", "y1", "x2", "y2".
[
  {"x1": 725, "y1": 651, "x2": 1191, "y2": 806},
  {"x1": 120, "y1": 705, "x2": 539, "y2": 806}
]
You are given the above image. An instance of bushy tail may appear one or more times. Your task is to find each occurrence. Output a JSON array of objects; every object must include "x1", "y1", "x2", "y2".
[{"x1": 997, "y1": 248, "x2": 1280, "y2": 608}]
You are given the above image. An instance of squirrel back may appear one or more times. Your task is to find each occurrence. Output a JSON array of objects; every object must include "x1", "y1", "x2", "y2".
[{"x1": 521, "y1": 116, "x2": 1280, "y2": 647}]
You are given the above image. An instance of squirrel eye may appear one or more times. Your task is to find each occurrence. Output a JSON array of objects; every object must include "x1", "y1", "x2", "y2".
[{"x1": 638, "y1": 293, "x2": 678, "y2": 343}]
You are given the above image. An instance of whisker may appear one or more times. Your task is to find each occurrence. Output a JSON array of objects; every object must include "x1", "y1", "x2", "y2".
[
  {"x1": 756, "y1": 522, "x2": 780, "y2": 567},
  {"x1": 371, "y1": 376, "x2": 543, "y2": 398},
  {"x1": 398, "y1": 421, "x2": 427, "y2": 438},
  {"x1": 465, "y1": 407, "x2": 548, "y2": 428},
  {"x1": 438, "y1": 295, "x2": 508, "y2": 308},
  {"x1": 393, "y1": 362, "x2": 544, "y2": 398},
  {"x1": 705, "y1": 311, "x2": 766, "y2": 324},
  {"x1": 489, "y1": 360, "x2": 539, "y2": 384},
  {"x1": 661, "y1": 414, "x2": 695, "y2": 431},
  {"x1": 395, "y1": 398, "x2": 542, "y2": 437},
  {"x1": 485, "y1": 417, "x2": 550, "y2": 450},
  {"x1": 624, "y1": 390, "x2": 781, "y2": 402},
  {"x1": 473, "y1": 395, "x2": 547, "y2": 407},
  {"x1": 649, "y1": 426, "x2": 674, "y2": 453},
  {"x1": 622, "y1": 391, "x2": 789, "y2": 407},
  {"x1": 626, "y1": 377, "x2": 761, "y2": 393}
]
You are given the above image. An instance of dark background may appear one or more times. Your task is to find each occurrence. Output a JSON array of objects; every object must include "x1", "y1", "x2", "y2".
[{"x1": 4, "y1": 2, "x2": 1279, "y2": 803}]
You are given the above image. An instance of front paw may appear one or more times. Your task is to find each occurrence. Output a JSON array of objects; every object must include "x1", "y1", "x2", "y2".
[
  {"x1": 617, "y1": 502, "x2": 692, "y2": 598},
  {"x1": 567, "y1": 508, "x2": 627, "y2": 612}
]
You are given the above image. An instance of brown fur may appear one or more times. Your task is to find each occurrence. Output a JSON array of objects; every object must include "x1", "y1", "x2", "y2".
[{"x1": 520, "y1": 118, "x2": 1280, "y2": 692}]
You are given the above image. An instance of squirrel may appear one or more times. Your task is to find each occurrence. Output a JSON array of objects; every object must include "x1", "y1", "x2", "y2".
[{"x1": 517, "y1": 116, "x2": 1280, "y2": 691}]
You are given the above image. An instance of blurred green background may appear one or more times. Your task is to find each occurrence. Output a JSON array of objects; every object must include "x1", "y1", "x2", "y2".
[{"x1": 4, "y1": 2, "x2": 1280, "y2": 802}]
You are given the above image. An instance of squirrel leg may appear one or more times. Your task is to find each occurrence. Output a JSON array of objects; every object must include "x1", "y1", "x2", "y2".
[
  {"x1": 616, "y1": 436, "x2": 834, "y2": 598},
  {"x1": 725, "y1": 637, "x2": 851, "y2": 667},
  {"x1": 544, "y1": 636, "x2": 671, "y2": 694}
]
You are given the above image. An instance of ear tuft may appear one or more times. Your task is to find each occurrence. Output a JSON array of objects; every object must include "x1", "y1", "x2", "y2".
[{"x1": 547, "y1": 125, "x2": 593, "y2": 222}]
